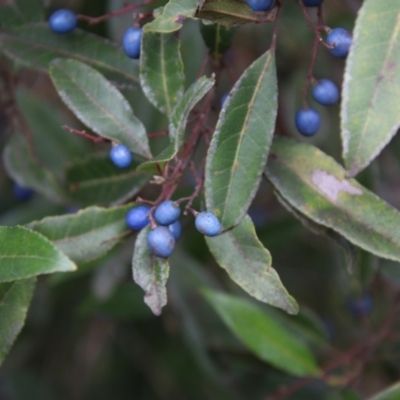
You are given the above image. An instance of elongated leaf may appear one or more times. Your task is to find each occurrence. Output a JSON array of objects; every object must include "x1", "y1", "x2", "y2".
[
  {"x1": 132, "y1": 226, "x2": 170, "y2": 316},
  {"x1": 341, "y1": 0, "x2": 400, "y2": 177},
  {"x1": 205, "y1": 50, "x2": 277, "y2": 228},
  {"x1": 0, "y1": 0, "x2": 43, "y2": 28},
  {"x1": 3, "y1": 134, "x2": 66, "y2": 204},
  {"x1": 203, "y1": 290, "x2": 319, "y2": 376},
  {"x1": 265, "y1": 136, "x2": 400, "y2": 262},
  {"x1": 200, "y1": 21, "x2": 237, "y2": 60},
  {"x1": 66, "y1": 154, "x2": 150, "y2": 207},
  {"x1": 28, "y1": 204, "x2": 134, "y2": 264},
  {"x1": 196, "y1": 0, "x2": 277, "y2": 26},
  {"x1": 205, "y1": 215, "x2": 298, "y2": 314},
  {"x1": 140, "y1": 30, "x2": 184, "y2": 116},
  {"x1": 144, "y1": 0, "x2": 198, "y2": 33},
  {"x1": 0, "y1": 278, "x2": 36, "y2": 365},
  {"x1": 369, "y1": 382, "x2": 400, "y2": 400},
  {"x1": 138, "y1": 76, "x2": 214, "y2": 172},
  {"x1": 0, "y1": 226, "x2": 76, "y2": 282},
  {"x1": 0, "y1": 24, "x2": 139, "y2": 84},
  {"x1": 50, "y1": 59, "x2": 151, "y2": 158}
]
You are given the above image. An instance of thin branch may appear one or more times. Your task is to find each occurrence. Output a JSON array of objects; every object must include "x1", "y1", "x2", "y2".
[{"x1": 62, "y1": 125, "x2": 110, "y2": 143}]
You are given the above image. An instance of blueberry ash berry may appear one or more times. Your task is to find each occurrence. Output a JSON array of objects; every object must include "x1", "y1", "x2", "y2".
[
  {"x1": 48, "y1": 9, "x2": 77, "y2": 34},
  {"x1": 295, "y1": 108, "x2": 321, "y2": 136},
  {"x1": 300, "y1": 0, "x2": 324, "y2": 6},
  {"x1": 126, "y1": 205, "x2": 151, "y2": 231},
  {"x1": 147, "y1": 227, "x2": 176, "y2": 258},
  {"x1": 312, "y1": 79, "x2": 340, "y2": 106},
  {"x1": 245, "y1": 0, "x2": 274, "y2": 12},
  {"x1": 154, "y1": 200, "x2": 181, "y2": 226},
  {"x1": 195, "y1": 212, "x2": 222, "y2": 237},
  {"x1": 168, "y1": 220, "x2": 182, "y2": 241},
  {"x1": 109, "y1": 143, "x2": 133, "y2": 168},
  {"x1": 13, "y1": 183, "x2": 34, "y2": 201},
  {"x1": 122, "y1": 27, "x2": 143, "y2": 59},
  {"x1": 326, "y1": 28, "x2": 352, "y2": 59}
]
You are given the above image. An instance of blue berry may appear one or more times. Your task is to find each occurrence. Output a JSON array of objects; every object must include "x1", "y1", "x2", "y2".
[
  {"x1": 295, "y1": 108, "x2": 321, "y2": 136},
  {"x1": 312, "y1": 79, "x2": 340, "y2": 106},
  {"x1": 48, "y1": 9, "x2": 77, "y2": 34},
  {"x1": 326, "y1": 28, "x2": 352, "y2": 59},
  {"x1": 147, "y1": 227, "x2": 176, "y2": 258},
  {"x1": 348, "y1": 295, "x2": 373, "y2": 318},
  {"x1": 195, "y1": 212, "x2": 221, "y2": 237},
  {"x1": 220, "y1": 93, "x2": 228, "y2": 108},
  {"x1": 109, "y1": 143, "x2": 133, "y2": 168},
  {"x1": 245, "y1": 0, "x2": 274, "y2": 12},
  {"x1": 126, "y1": 205, "x2": 151, "y2": 231},
  {"x1": 300, "y1": 0, "x2": 324, "y2": 6},
  {"x1": 154, "y1": 200, "x2": 181, "y2": 226},
  {"x1": 13, "y1": 183, "x2": 34, "y2": 201},
  {"x1": 168, "y1": 220, "x2": 182, "y2": 241},
  {"x1": 122, "y1": 27, "x2": 142, "y2": 59}
]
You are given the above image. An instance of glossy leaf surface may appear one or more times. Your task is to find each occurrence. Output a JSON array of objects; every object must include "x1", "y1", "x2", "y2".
[
  {"x1": 50, "y1": 59, "x2": 151, "y2": 158},
  {"x1": 203, "y1": 289, "x2": 319, "y2": 376},
  {"x1": 341, "y1": 0, "x2": 400, "y2": 177},
  {"x1": 205, "y1": 215, "x2": 298, "y2": 314},
  {"x1": 0, "y1": 226, "x2": 76, "y2": 282},
  {"x1": 205, "y1": 50, "x2": 277, "y2": 228}
]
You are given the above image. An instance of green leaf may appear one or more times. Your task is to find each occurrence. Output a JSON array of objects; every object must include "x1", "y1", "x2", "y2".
[
  {"x1": 196, "y1": 0, "x2": 278, "y2": 26},
  {"x1": 28, "y1": 204, "x2": 135, "y2": 264},
  {"x1": 265, "y1": 136, "x2": 400, "y2": 262},
  {"x1": 205, "y1": 215, "x2": 298, "y2": 314},
  {"x1": 202, "y1": 289, "x2": 319, "y2": 377},
  {"x1": 65, "y1": 154, "x2": 150, "y2": 207},
  {"x1": 132, "y1": 226, "x2": 170, "y2": 316},
  {"x1": 341, "y1": 0, "x2": 400, "y2": 177},
  {"x1": 205, "y1": 50, "x2": 277, "y2": 228},
  {"x1": 200, "y1": 21, "x2": 237, "y2": 60},
  {"x1": 140, "y1": 30, "x2": 184, "y2": 116},
  {"x1": 0, "y1": 0, "x2": 43, "y2": 28},
  {"x1": 0, "y1": 278, "x2": 36, "y2": 365},
  {"x1": 138, "y1": 75, "x2": 214, "y2": 172},
  {"x1": 3, "y1": 133, "x2": 66, "y2": 204},
  {"x1": 0, "y1": 226, "x2": 76, "y2": 282},
  {"x1": 0, "y1": 24, "x2": 139, "y2": 84},
  {"x1": 144, "y1": 0, "x2": 198, "y2": 33},
  {"x1": 369, "y1": 382, "x2": 400, "y2": 400},
  {"x1": 50, "y1": 59, "x2": 151, "y2": 159}
]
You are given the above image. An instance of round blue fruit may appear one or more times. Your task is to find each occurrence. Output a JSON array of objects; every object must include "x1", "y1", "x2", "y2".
[
  {"x1": 312, "y1": 79, "x2": 340, "y2": 106},
  {"x1": 326, "y1": 28, "x2": 352, "y2": 59},
  {"x1": 168, "y1": 220, "x2": 182, "y2": 241},
  {"x1": 126, "y1": 205, "x2": 151, "y2": 231},
  {"x1": 300, "y1": 0, "x2": 324, "y2": 6},
  {"x1": 154, "y1": 200, "x2": 181, "y2": 226},
  {"x1": 122, "y1": 27, "x2": 142, "y2": 59},
  {"x1": 13, "y1": 183, "x2": 34, "y2": 201},
  {"x1": 48, "y1": 9, "x2": 77, "y2": 34},
  {"x1": 348, "y1": 294, "x2": 373, "y2": 318},
  {"x1": 195, "y1": 212, "x2": 221, "y2": 237},
  {"x1": 147, "y1": 227, "x2": 176, "y2": 258},
  {"x1": 295, "y1": 108, "x2": 321, "y2": 136},
  {"x1": 245, "y1": 0, "x2": 274, "y2": 12},
  {"x1": 109, "y1": 143, "x2": 133, "y2": 168}
]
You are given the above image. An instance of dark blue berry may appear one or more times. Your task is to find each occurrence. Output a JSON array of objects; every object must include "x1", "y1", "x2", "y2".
[
  {"x1": 195, "y1": 212, "x2": 221, "y2": 237},
  {"x1": 13, "y1": 183, "x2": 34, "y2": 201},
  {"x1": 122, "y1": 27, "x2": 142, "y2": 59},
  {"x1": 168, "y1": 220, "x2": 182, "y2": 241},
  {"x1": 300, "y1": 0, "x2": 324, "y2": 6},
  {"x1": 147, "y1": 227, "x2": 176, "y2": 258},
  {"x1": 48, "y1": 9, "x2": 77, "y2": 34},
  {"x1": 126, "y1": 205, "x2": 151, "y2": 231},
  {"x1": 245, "y1": 0, "x2": 274, "y2": 12},
  {"x1": 348, "y1": 294, "x2": 373, "y2": 318},
  {"x1": 154, "y1": 200, "x2": 181, "y2": 226},
  {"x1": 109, "y1": 143, "x2": 132, "y2": 168},
  {"x1": 220, "y1": 93, "x2": 228, "y2": 108},
  {"x1": 312, "y1": 79, "x2": 340, "y2": 106},
  {"x1": 295, "y1": 108, "x2": 321, "y2": 136},
  {"x1": 326, "y1": 28, "x2": 352, "y2": 59}
]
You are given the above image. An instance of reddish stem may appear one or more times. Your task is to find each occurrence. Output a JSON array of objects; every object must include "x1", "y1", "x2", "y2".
[{"x1": 62, "y1": 125, "x2": 110, "y2": 143}]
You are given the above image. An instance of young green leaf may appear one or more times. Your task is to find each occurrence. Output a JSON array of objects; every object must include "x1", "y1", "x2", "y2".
[
  {"x1": 205, "y1": 50, "x2": 277, "y2": 229},
  {"x1": 66, "y1": 154, "x2": 150, "y2": 207},
  {"x1": 341, "y1": 0, "x2": 400, "y2": 177},
  {"x1": 265, "y1": 136, "x2": 400, "y2": 263},
  {"x1": 205, "y1": 215, "x2": 298, "y2": 315},
  {"x1": 369, "y1": 381, "x2": 400, "y2": 400},
  {"x1": 0, "y1": 278, "x2": 36, "y2": 365},
  {"x1": 0, "y1": 226, "x2": 76, "y2": 282},
  {"x1": 200, "y1": 21, "x2": 237, "y2": 60},
  {"x1": 0, "y1": 0, "x2": 43, "y2": 28},
  {"x1": 132, "y1": 226, "x2": 170, "y2": 316},
  {"x1": 203, "y1": 289, "x2": 319, "y2": 377},
  {"x1": 50, "y1": 59, "x2": 151, "y2": 159},
  {"x1": 138, "y1": 75, "x2": 214, "y2": 173},
  {"x1": 140, "y1": 30, "x2": 184, "y2": 116},
  {"x1": 0, "y1": 24, "x2": 139, "y2": 84},
  {"x1": 28, "y1": 204, "x2": 135, "y2": 264}
]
